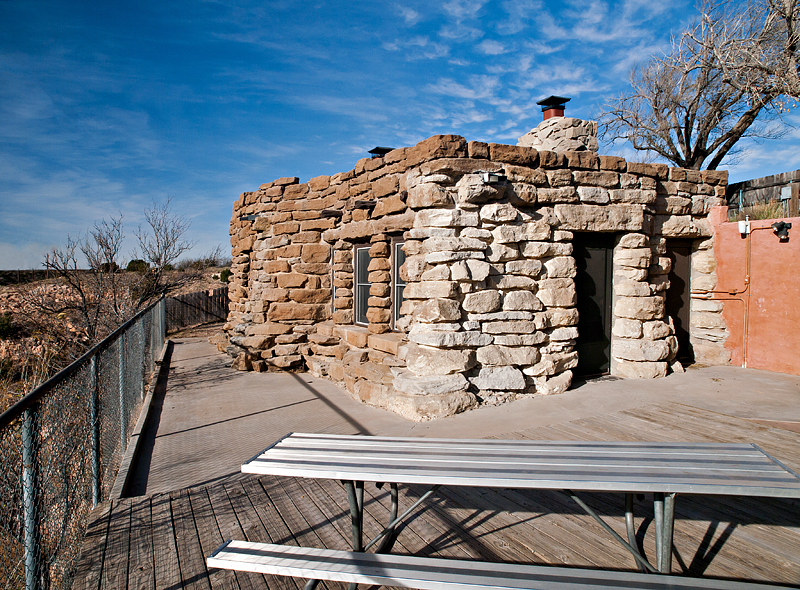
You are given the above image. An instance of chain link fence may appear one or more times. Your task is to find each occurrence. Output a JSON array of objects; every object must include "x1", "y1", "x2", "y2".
[{"x1": 0, "y1": 298, "x2": 166, "y2": 590}]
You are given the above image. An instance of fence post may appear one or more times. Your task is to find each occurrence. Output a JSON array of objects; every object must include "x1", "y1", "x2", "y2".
[
  {"x1": 22, "y1": 407, "x2": 41, "y2": 590},
  {"x1": 138, "y1": 321, "x2": 146, "y2": 401},
  {"x1": 89, "y1": 354, "x2": 101, "y2": 507},
  {"x1": 160, "y1": 297, "x2": 166, "y2": 341},
  {"x1": 118, "y1": 332, "x2": 127, "y2": 454}
]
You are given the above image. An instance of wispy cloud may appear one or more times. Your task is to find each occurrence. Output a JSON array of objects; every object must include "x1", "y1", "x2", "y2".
[
  {"x1": 477, "y1": 40, "x2": 507, "y2": 55},
  {"x1": 438, "y1": 22, "x2": 484, "y2": 41},
  {"x1": 398, "y1": 5, "x2": 422, "y2": 25},
  {"x1": 427, "y1": 75, "x2": 502, "y2": 101},
  {"x1": 497, "y1": 0, "x2": 543, "y2": 35},
  {"x1": 383, "y1": 35, "x2": 451, "y2": 59},
  {"x1": 442, "y1": 0, "x2": 489, "y2": 20}
]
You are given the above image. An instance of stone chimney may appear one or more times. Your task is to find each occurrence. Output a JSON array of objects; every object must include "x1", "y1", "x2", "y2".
[{"x1": 517, "y1": 95, "x2": 598, "y2": 152}]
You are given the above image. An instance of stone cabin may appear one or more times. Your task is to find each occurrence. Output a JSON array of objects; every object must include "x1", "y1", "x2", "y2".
[{"x1": 224, "y1": 114, "x2": 729, "y2": 421}]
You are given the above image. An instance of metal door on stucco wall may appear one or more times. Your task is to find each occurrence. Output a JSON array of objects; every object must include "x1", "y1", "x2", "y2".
[{"x1": 574, "y1": 233, "x2": 614, "y2": 376}]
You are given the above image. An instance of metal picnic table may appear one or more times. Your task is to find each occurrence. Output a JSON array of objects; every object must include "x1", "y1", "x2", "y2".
[{"x1": 209, "y1": 432, "x2": 800, "y2": 589}]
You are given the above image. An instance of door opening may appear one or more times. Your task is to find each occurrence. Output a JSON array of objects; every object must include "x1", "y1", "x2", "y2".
[
  {"x1": 574, "y1": 233, "x2": 614, "y2": 377},
  {"x1": 665, "y1": 239, "x2": 694, "y2": 364}
]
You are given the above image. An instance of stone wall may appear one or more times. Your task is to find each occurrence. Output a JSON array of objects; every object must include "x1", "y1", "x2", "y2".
[{"x1": 225, "y1": 132, "x2": 730, "y2": 421}]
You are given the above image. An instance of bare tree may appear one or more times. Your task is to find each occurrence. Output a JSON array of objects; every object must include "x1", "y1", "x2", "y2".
[
  {"x1": 691, "y1": 0, "x2": 800, "y2": 103},
  {"x1": 23, "y1": 200, "x2": 195, "y2": 356},
  {"x1": 600, "y1": 1, "x2": 787, "y2": 170},
  {"x1": 131, "y1": 198, "x2": 196, "y2": 306},
  {"x1": 35, "y1": 216, "x2": 128, "y2": 344}
]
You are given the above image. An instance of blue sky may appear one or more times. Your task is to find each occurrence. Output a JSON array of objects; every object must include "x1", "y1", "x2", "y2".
[{"x1": 2, "y1": 0, "x2": 799, "y2": 269}]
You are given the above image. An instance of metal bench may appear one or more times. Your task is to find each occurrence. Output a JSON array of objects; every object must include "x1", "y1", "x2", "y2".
[
  {"x1": 208, "y1": 433, "x2": 800, "y2": 587},
  {"x1": 208, "y1": 540, "x2": 797, "y2": 590}
]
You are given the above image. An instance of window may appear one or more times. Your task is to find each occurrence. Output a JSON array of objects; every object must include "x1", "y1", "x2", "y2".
[
  {"x1": 354, "y1": 246, "x2": 371, "y2": 325},
  {"x1": 393, "y1": 240, "x2": 406, "y2": 327}
]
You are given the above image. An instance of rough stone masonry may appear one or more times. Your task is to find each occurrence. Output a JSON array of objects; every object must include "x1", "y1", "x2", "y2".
[{"x1": 223, "y1": 117, "x2": 729, "y2": 421}]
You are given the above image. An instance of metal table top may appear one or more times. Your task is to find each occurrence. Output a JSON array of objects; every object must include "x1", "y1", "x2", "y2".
[{"x1": 242, "y1": 433, "x2": 800, "y2": 497}]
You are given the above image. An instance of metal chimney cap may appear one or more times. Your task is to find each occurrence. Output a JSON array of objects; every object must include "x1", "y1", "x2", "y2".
[
  {"x1": 368, "y1": 146, "x2": 394, "y2": 158},
  {"x1": 537, "y1": 95, "x2": 571, "y2": 107}
]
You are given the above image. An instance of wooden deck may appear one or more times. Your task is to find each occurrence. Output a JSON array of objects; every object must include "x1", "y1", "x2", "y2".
[{"x1": 73, "y1": 402, "x2": 800, "y2": 589}]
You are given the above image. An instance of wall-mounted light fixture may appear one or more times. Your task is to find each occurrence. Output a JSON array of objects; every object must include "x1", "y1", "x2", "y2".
[
  {"x1": 480, "y1": 172, "x2": 507, "y2": 185},
  {"x1": 772, "y1": 220, "x2": 792, "y2": 241}
]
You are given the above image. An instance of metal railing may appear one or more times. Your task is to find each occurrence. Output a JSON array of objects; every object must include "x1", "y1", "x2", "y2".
[{"x1": 0, "y1": 297, "x2": 166, "y2": 590}]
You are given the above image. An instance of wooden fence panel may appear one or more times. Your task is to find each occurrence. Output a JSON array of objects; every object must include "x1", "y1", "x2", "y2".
[{"x1": 166, "y1": 286, "x2": 228, "y2": 331}]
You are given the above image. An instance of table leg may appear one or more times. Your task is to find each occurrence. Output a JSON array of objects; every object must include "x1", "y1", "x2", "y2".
[
  {"x1": 305, "y1": 481, "x2": 367, "y2": 590},
  {"x1": 625, "y1": 493, "x2": 647, "y2": 573},
  {"x1": 344, "y1": 480, "x2": 365, "y2": 551},
  {"x1": 659, "y1": 493, "x2": 676, "y2": 573},
  {"x1": 374, "y1": 483, "x2": 399, "y2": 554},
  {"x1": 344, "y1": 480, "x2": 365, "y2": 590},
  {"x1": 653, "y1": 492, "x2": 664, "y2": 570}
]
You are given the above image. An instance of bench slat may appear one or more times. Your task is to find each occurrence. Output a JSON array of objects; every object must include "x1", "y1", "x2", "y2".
[
  {"x1": 242, "y1": 434, "x2": 800, "y2": 497},
  {"x1": 208, "y1": 540, "x2": 795, "y2": 590}
]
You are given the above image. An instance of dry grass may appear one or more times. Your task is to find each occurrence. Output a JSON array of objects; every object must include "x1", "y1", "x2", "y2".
[
  {"x1": 728, "y1": 200, "x2": 786, "y2": 221},
  {"x1": 0, "y1": 270, "x2": 228, "y2": 414}
]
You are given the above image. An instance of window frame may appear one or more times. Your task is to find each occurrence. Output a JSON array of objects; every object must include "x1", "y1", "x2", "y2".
[
  {"x1": 353, "y1": 244, "x2": 372, "y2": 326},
  {"x1": 392, "y1": 239, "x2": 406, "y2": 330}
]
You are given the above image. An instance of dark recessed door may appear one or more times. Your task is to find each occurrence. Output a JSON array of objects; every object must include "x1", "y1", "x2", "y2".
[
  {"x1": 666, "y1": 240, "x2": 694, "y2": 364},
  {"x1": 574, "y1": 233, "x2": 614, "y2": 377}
]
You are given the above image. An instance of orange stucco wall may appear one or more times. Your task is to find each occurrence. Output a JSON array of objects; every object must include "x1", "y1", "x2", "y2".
[{"x1": 712, "y1": 209, "x2": 800, "y2": 375}]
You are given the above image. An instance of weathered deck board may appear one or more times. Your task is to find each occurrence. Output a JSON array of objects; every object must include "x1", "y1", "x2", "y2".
[
  {"x1": 128, "y1": 496, "x2": 154, "y2": 590},
  {"x1": 74, "y1": 403, "x2": 800, "y2": 589},
  {"x1": 99, "y1": 499, "x2": 130, "y2": 590},
  {"x1": 172, "y1": 488, "x2": 212, "y2": 590},
  {"x1": 151, "y1": 492, "x2": 182, "y2": 590},
  {"x1": 72, "y1": 500, "x2": 111, "y2": 590}
]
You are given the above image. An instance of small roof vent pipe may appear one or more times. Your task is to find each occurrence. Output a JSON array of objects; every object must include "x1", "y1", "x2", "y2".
[{"x1": 537, "y1": 95, "x2": 570, "y2": 120}]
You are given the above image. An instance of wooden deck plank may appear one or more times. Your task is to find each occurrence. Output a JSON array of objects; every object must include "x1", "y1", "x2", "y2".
[
  {"x1": 263, "y1": 476, "x2": 346, "y2": 590},
  {"x1": 99, "y1": 499, "x2": 131, "y2": 590},
  {"x1": 434, "y1": 483, "x2": 565, "y2": 565},
  {"x1": 127, "y1": 496, "x2": 154, "y2": 590},
  {"x1": 290, "y1": 476, "x2": 359, "y2": 551},
  {"x1": 188, "y1": 486, "x2": 239, "y2": 590},
  {"x1": 222, "y1": 479, "x2": 287, "y2": 589},
  {"x1": 72, "y1": 500, "x2": 112, "y2": 590},
  {"x1": 389, "y1": 483, "x2": 483, "y2": 561},
  {"x1": 627, "y1": 405, "x2": 800, "y2": 469},
  {"x1": 240, "y1": 477, "x2": 302, "y2": 590},
  {"x1": 151, "y1": 492, "x2": 182, "y2": 590},
  {"x1": 172, "y1": 489, "x2": 212, "y2": 590},
  {"x1": 207, "y1": 479, "x2": 273, "y2": 590}
]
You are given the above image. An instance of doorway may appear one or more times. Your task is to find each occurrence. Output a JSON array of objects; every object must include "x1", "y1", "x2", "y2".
[
  {"x1": 665, "y1": 239, "x2": 694, "y2": 364},
  {"x1": 574, "y1": 233, "x2": 614, "y2": 377}
]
